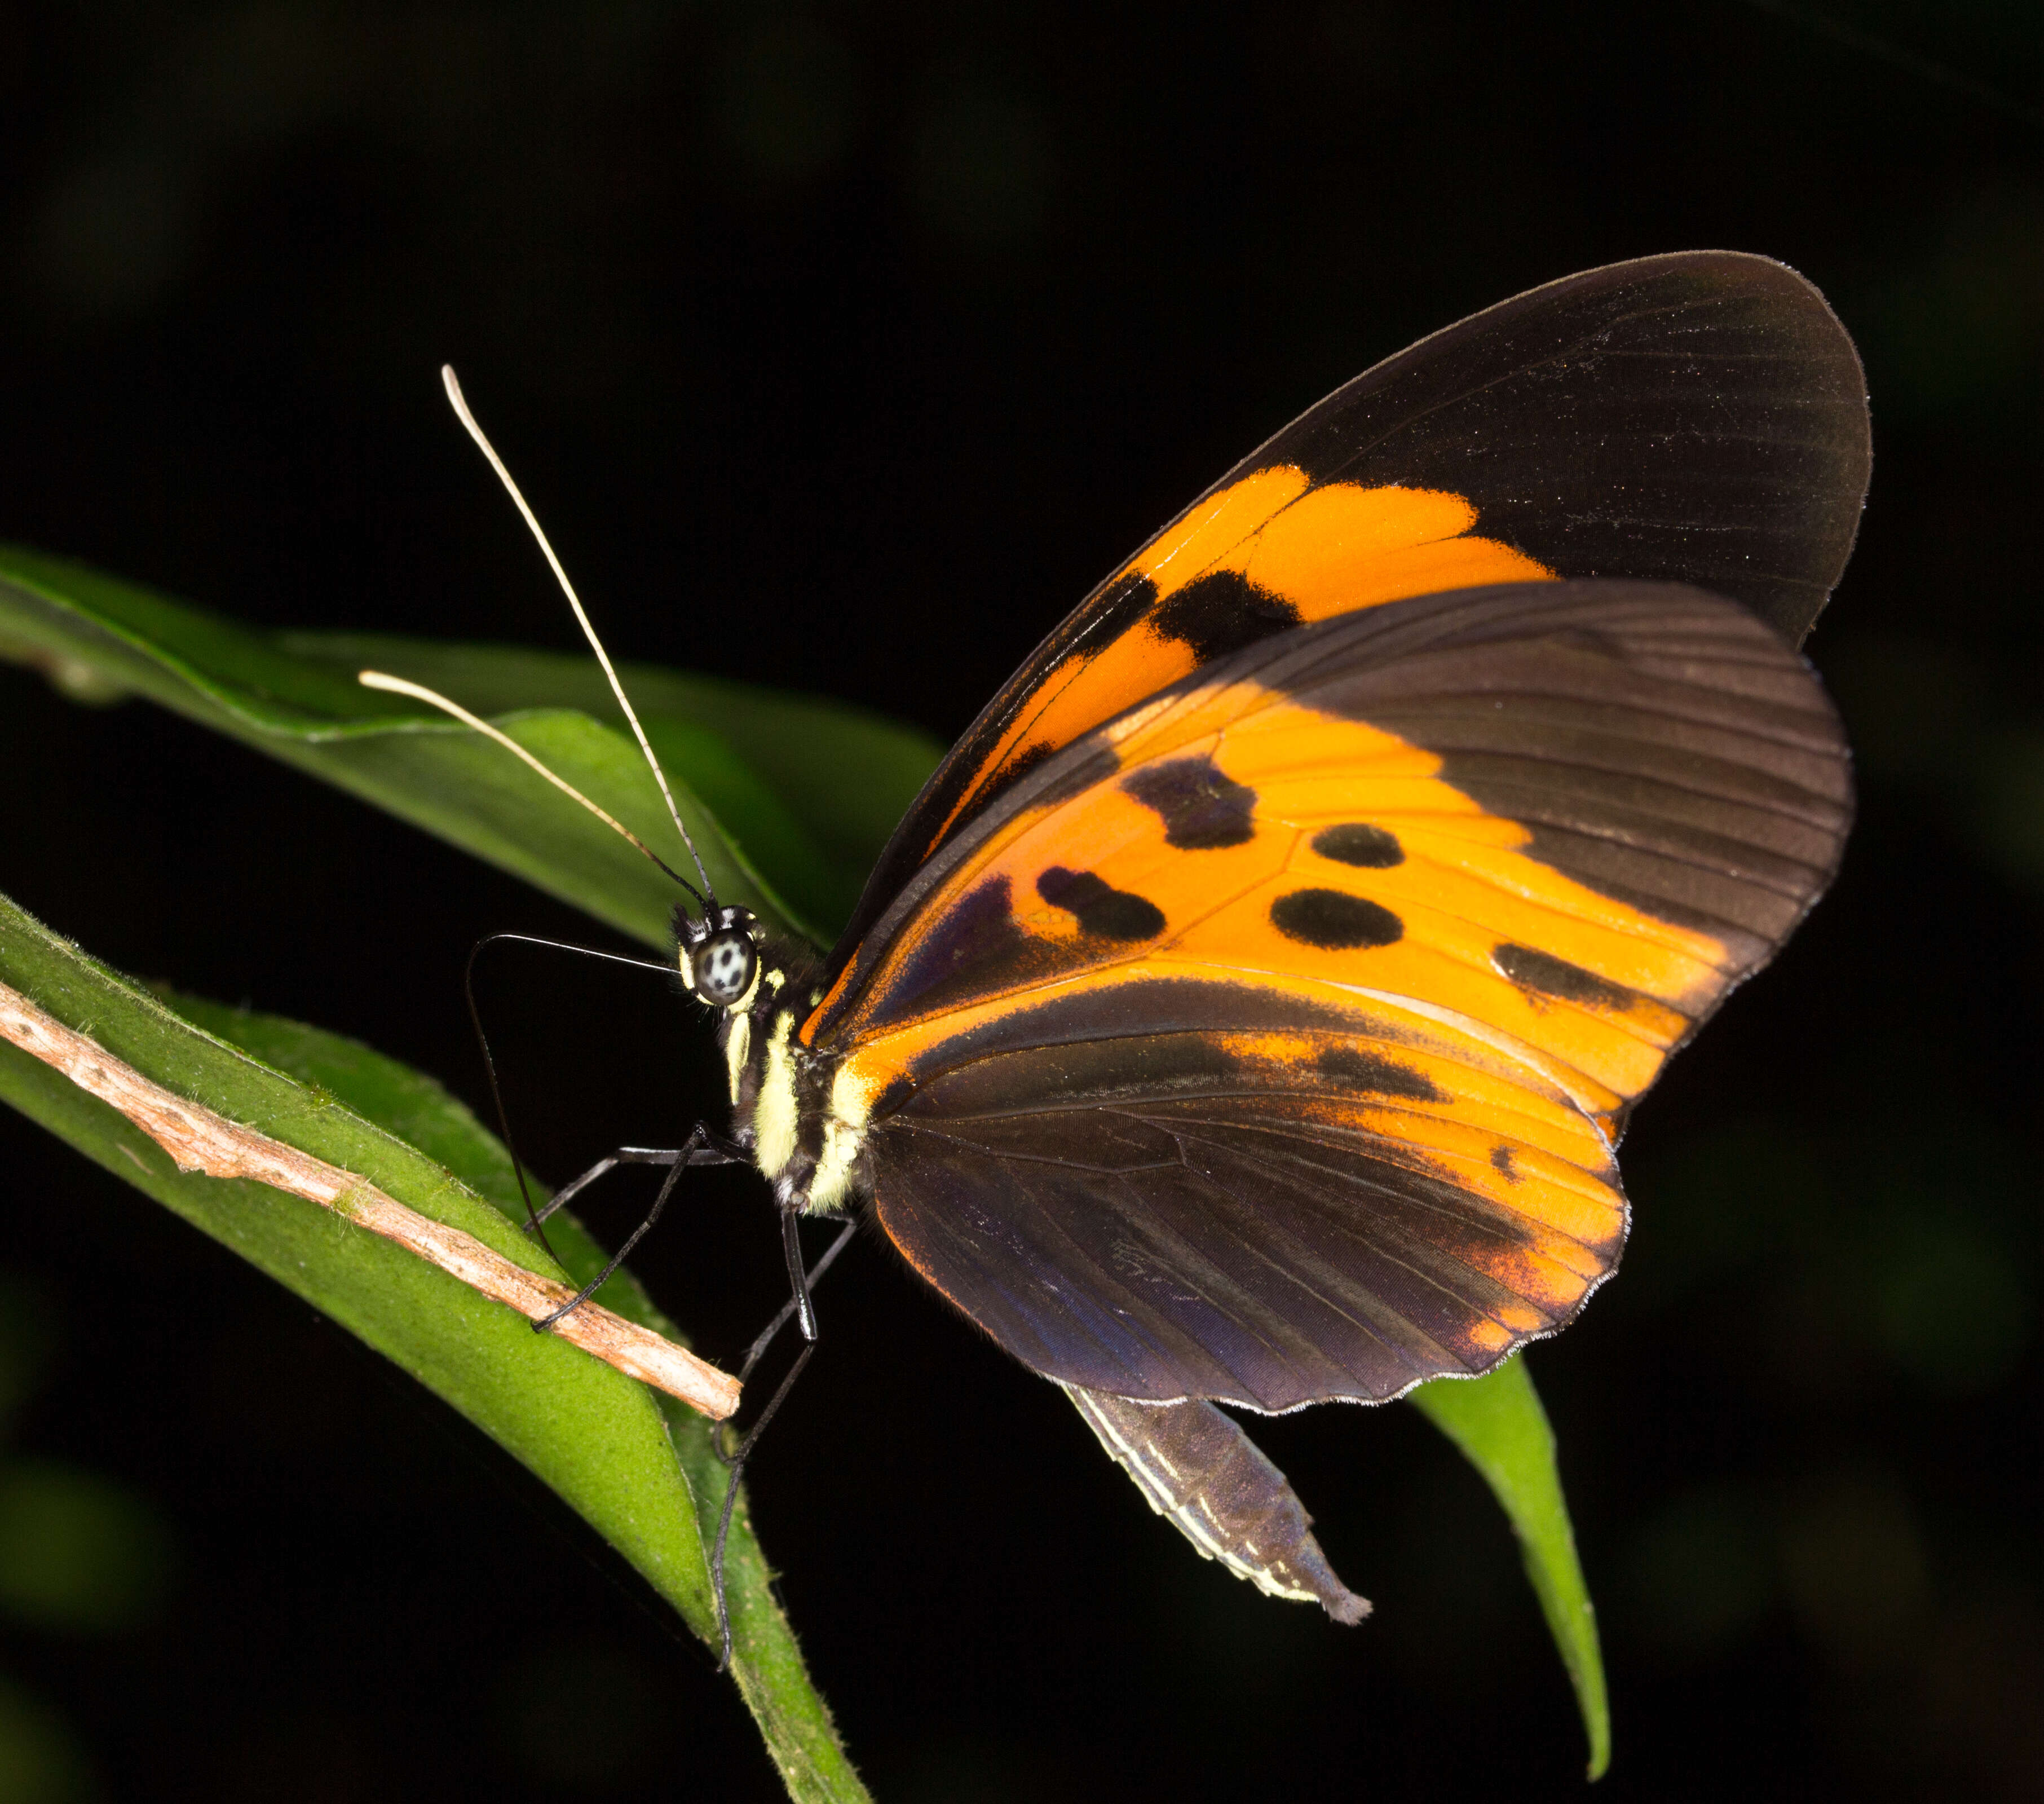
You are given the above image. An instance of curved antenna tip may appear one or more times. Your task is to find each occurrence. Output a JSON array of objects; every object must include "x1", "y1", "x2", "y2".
[{"x1": 432, "y1": 367, "x2": 719, "y2": 910}]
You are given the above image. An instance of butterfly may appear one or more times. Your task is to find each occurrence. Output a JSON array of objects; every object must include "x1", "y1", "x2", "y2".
[{"x1": 366, "y1": 249, "x2": 1870, "y2": 1647}]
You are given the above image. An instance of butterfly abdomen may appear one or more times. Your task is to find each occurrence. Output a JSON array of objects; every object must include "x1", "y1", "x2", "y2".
[{"x1": 1063, "y1": 1383, "x2": 1370, "y2": 1624}]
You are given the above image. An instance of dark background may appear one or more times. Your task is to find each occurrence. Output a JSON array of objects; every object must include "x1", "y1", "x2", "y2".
[{"x1": 0, "y1": 2, "x2": 2039, "y2": 1799}]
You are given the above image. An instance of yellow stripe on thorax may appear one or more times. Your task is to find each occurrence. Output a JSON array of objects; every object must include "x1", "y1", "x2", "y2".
[
  {"x1": 753, "y1": 1010, "x2": 798, "y2": 1179},
  {"x1": 723, "y1": 1011, "x2": 751, "y2": 1106}
]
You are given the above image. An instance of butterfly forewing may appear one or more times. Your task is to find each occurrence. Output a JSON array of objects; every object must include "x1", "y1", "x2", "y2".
[
  {"x1": 805, "y1": 580, "x2": 1850, "y2": 1408},
  {"x1": 830, "y1": 250, "x2": 1869, "y2": 976}
]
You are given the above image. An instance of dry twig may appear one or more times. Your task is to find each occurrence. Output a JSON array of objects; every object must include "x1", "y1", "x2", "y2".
[{"x1": 0, "y1": 980, "x2": 741, "y2": 1421}]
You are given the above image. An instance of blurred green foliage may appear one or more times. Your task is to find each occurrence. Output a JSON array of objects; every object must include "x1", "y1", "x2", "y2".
[
  {"x1": 0, "y1": 1272, "x2": 175, "y2": 1803},
  {"x1": 0, "y1": 1465, "x2": 174, "y2": 1636},
  {"x1": 0, "y1": 1677, "x2": 95, "y2": 1804}
]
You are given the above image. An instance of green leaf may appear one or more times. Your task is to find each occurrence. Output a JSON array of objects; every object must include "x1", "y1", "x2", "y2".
[
  {"x1": 1409, "y1": 1357, "x2": 1610, "y2": 1780},
  {"x1": 0, "y1": 545, "x2": 943, "y2": 949},
  {"x1": 0, "y1": 890, "x2": 867, "y2": 1802}
]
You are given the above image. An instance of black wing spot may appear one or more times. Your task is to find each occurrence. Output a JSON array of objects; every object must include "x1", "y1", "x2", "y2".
[
  {"x1": 1151, "y1": 570, "x2": 1301, "y2": 661},
  {"x1": 1493, "y1": 942, "x2": 1639, "y2": 1012},
  {"x1": 1036, "y1": 866, "x2": 1166, "y2": 940},
  {"x1": 1312, "y1": 823, "x2": 1405, "y2": 868},
  {"x1": 1491, "y1": 1144, "x2": 1521, "y2": 1183},
  {"x1": 1001, "y1": 740, "x2": 1056, "y2": 786},
  {"x1": 1270, "y1": 889, "x2": 1403, "y2": 950},
  {"x1": 1316, "y1": 1044, "x2": 1445, "y2": 1102},
  {"x1": 1123, "y1": 757, "x2": 1257, "y2": 849},
  {"x1": 1090, "y1": 568, "x2": 1159, "y2": 645}
]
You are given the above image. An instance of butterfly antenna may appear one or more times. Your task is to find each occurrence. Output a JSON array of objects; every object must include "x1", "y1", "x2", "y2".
[
  {"x1": 438, "y1": 364, "x2": 719, "y2": 909},
  {"x1": 356, "y1": 671, "x2": 705, "y2": 907}
]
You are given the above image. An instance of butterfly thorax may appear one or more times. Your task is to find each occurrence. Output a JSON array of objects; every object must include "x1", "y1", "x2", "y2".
[{"x1": 690, "y1": 920, "x2": 864, "y2": 1220}]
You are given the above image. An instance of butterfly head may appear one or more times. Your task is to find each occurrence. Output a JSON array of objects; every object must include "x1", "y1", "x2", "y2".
[{"x1": 676, "y1": 903, "x2": 762, "y2": 1012}]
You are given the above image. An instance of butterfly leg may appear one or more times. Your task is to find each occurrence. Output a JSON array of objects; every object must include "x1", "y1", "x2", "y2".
[
  {"x1": 707, "y1": 1213, "x2": 858, "y2": 1670},
  {"x1": 733, "y1": 1217, "x2": 858, "y2": 1388},
  {"x1": 532, "y1": 1122, "x2": 747, "y2": 1330},
  {"x1": 533, "y1": 1145, "x2": 681, "y2": 1228},
  {"x1": 782, "y1": 1208, "x2": 819, "y2": 1342},
  {"x1": 712, "y1": 1214, "x2": 857, "y2": 1462}
]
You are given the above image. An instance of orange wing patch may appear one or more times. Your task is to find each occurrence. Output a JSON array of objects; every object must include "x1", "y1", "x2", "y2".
[
  {"x1": 1133, "y1": 475, "x2": 1550, "y2": 621},
  {"x1": 928, "y1": 471, "x2": 1552, "y2": 855},
  {"x1": 833, "y1": 672, "x2": 1725, "y2": 1130}
]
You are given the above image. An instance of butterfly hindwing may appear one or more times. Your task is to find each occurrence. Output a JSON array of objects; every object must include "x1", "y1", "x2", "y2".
[
  {"x1": 831, "y1": 251, "x2": 1869, "y2": 976},
  {"x1": 806, "y1": 579, "x2": 1851, "y2": 1408},
  {"x1": 856, "y1": 983, "x2": 1624, "y2": 1408}
]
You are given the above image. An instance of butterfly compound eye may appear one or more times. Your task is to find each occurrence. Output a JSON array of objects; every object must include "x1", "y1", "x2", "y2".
[{"x1": 692, "y1": 928, "x2": 757, "y2": 1007}]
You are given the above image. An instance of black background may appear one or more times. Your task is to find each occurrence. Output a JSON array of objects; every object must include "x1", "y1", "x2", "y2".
[{"x1": 1, "y1": 3, "x2": 2041, "y2": 1799}]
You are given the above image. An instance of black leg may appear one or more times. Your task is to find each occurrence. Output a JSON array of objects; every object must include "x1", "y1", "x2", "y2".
[
  {"x1": 532, "y1": 1128, "x2": 745, "y2": 1228},
  {"x1": 735, "y1": 1219, "x2": 857, "y2": 1386},
  {"x1": 781, "y1": 1208, "x2": 818, "y2": 1343},
  {"x1": 532, "y1": 1122, "x2": 746, "y2": 1331},
  {"x1": 533, "y1": 1146, "x2": 679, "y2": 1228}
]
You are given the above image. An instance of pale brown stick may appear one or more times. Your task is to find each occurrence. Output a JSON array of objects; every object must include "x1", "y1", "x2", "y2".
[{"x1": 0, "y1": 980, "x2": 741, "y2": 1421}]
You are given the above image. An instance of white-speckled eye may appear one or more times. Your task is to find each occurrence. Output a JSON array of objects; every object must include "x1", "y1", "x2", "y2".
[{"x1": 692, "y1": 928, "x2": 757, "y2": 1007}]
